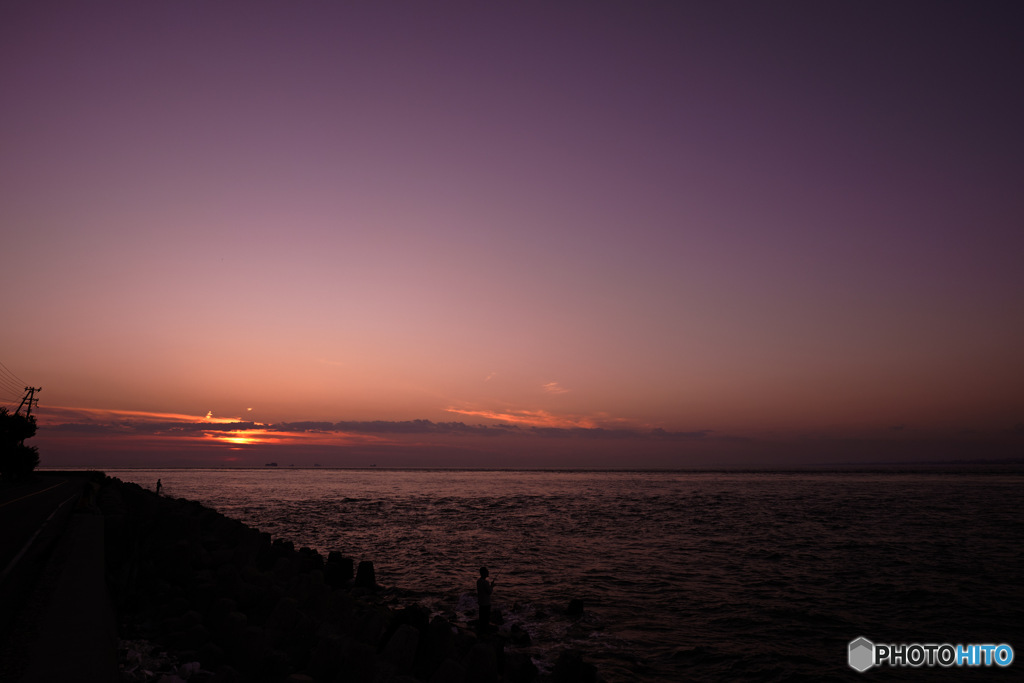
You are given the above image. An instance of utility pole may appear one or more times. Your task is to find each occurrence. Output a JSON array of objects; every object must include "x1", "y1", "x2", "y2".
[{"x1": 16, "y1": 386, "x2": 40, "y2": 418}]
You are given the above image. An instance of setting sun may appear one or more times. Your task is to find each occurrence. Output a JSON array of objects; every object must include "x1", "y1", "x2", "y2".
[{"x1": 207, "y1": 430, "x2": 268, "y2": 448}]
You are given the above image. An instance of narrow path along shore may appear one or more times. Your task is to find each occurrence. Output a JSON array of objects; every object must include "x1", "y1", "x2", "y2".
[
  {"x1": 1, "y1": 474, "x2": 600, "y2": 683},
  {"x1": 1, "y1": 472, "x2": 117, "y2": 682}
]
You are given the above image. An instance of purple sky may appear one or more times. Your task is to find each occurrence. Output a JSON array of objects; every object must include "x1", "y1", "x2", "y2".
[{"x1": 2, "y1": 2, "x2": 1022, "y2": 467}]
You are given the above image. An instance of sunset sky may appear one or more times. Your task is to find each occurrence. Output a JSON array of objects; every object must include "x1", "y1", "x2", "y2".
[{"x1": 2, "y1": 1, "x2": 1022, "y2": 467}]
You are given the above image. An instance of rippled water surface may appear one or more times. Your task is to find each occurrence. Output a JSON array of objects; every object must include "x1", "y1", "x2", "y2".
[{"x1": 106, "y1": 468, "x2": 1024, "y2": 681}]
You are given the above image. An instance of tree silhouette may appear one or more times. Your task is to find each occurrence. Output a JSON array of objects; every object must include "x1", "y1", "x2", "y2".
[{"x1": 0, "y1": 407, "x2": 40, "y2": 481}]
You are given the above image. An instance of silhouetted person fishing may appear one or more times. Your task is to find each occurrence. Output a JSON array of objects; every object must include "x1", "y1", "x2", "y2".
[
  {"x1": 477, "y1": 566, "x2": 495, "y2": 632},
  {"x1": 156, "y1": 479, "x2": 162, "y2": 495}
]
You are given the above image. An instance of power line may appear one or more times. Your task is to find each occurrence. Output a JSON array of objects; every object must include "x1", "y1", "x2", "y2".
[
  {"x1": 0, "y1": 374, "x2": 24, "y2": 393},
  {"x1": 0, "y1": 385, "x2": 24, "y2": 402},
  {"x1": 0, "y1": 392, "x2": 20, "y2": 411},
  {"x1": 0, "y1": 386, "x2": 24, "y2": 400},
  {"x1": 0, "y1": 365, "x2": 22, "y2": 386},
  {"x1": 0, "y1": 390, "x2": 25, "y2": 406},
  {"x1": 0, "y1": 360, "x2": 26, "y2": 386}
]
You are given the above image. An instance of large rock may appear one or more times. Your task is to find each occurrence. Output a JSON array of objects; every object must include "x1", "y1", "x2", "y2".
[
  {"x1": 419, "y1": 616, "x2": 458, "y2": 677},
  {"x1": 464, "y1": 642, "x2": 499, "y2": 683},
  {"x1": 326, "y1": 551, "x2": 354, "y2": 587},
  {"x1": 340, "y1": 641, "x2": 378, "y2": 683},
  {"x1": 382, "y1": 623, "x2": 420, "y2": 674},
  {"x1": 354, "y1": 560, "x2": 377, "y2": 589},
  {"x1": 552, "y1": 649, "x2": 598, "y2": 683},
  {"x1": 505, "y1": 651, "x2": 540, "y2": 683},
  {"x1": 429, "y1": 658, "x2": 466, "y2": 683}
]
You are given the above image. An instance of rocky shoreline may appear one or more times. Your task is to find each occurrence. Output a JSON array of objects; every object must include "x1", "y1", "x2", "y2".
[{"x1": 98, "y1": 476, "x2": 599, "y2": 683}]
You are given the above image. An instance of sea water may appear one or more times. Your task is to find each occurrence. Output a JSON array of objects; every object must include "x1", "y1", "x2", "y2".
[{"x1": 105, "y1": 468, "x2": 1024, "y2": 681}]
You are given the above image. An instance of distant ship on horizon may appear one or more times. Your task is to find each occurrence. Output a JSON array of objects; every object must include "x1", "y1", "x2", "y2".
[{"x1": 264, "y1": 462, "x2": 278, "y2": 467}]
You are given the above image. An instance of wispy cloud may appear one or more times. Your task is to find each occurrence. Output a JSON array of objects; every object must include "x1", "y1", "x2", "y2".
[
  {"x1": 446, "y1": 406, "x2": 594, "y2": 429},
  {"x1": 542, "y1": 381, "x2": 569, "y2": 395},
  {"x1": 39, "y1": 405, "x2": 240, "y2": 425}
]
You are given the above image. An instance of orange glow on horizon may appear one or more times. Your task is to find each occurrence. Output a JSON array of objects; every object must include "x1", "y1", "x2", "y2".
[
  {"x1": 201, "y1": 428, "x2": 393, "y2": 449},
  {"x1": 205, "y1": 430, "x2": 275, "y2": 447}
]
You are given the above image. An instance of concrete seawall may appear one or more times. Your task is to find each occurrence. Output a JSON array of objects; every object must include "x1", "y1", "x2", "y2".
[{"x1": 3, "y1": 475, "x2": 599, "y2": 683}]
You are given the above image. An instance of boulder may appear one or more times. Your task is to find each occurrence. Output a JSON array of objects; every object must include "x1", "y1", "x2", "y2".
[
  {"x1": 340, "y1": 641, "x2": 378, "y2": 683},
  {"x1": 505, "y1": 651, "x2": 540, "y2": 683},
  {"x1": 429, "y1": 658, "x2": 466, "y2": 683},
  {"x1": 464, "y1": 642, "x2": 499, "y2": 683},
  {"x1": 552, "y1": 649, "x2": 597, "y2": 683},
  {"x1": 326, "y1": 552, "x2": 354, "y2": 587},
  {"x1": 354, "y1": 560, "x2": 376, "y2": 589},
  {"x1": 382, "y1": 623, "x2": 420, "y2": 674}
]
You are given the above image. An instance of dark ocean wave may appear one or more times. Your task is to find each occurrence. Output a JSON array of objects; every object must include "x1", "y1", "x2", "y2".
[{"x1": 106, "y1": 468, "x2": 1024, "y2": 681}]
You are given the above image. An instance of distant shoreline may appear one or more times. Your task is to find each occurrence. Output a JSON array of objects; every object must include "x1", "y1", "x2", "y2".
[{"x1": 38, "y1": 461, "x2": 1024, "y2": 473}]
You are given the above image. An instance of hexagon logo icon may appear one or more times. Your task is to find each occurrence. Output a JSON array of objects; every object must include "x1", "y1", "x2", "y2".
[{"x1": 849, "y1": 637, "x2": 875, "y2": 672}]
